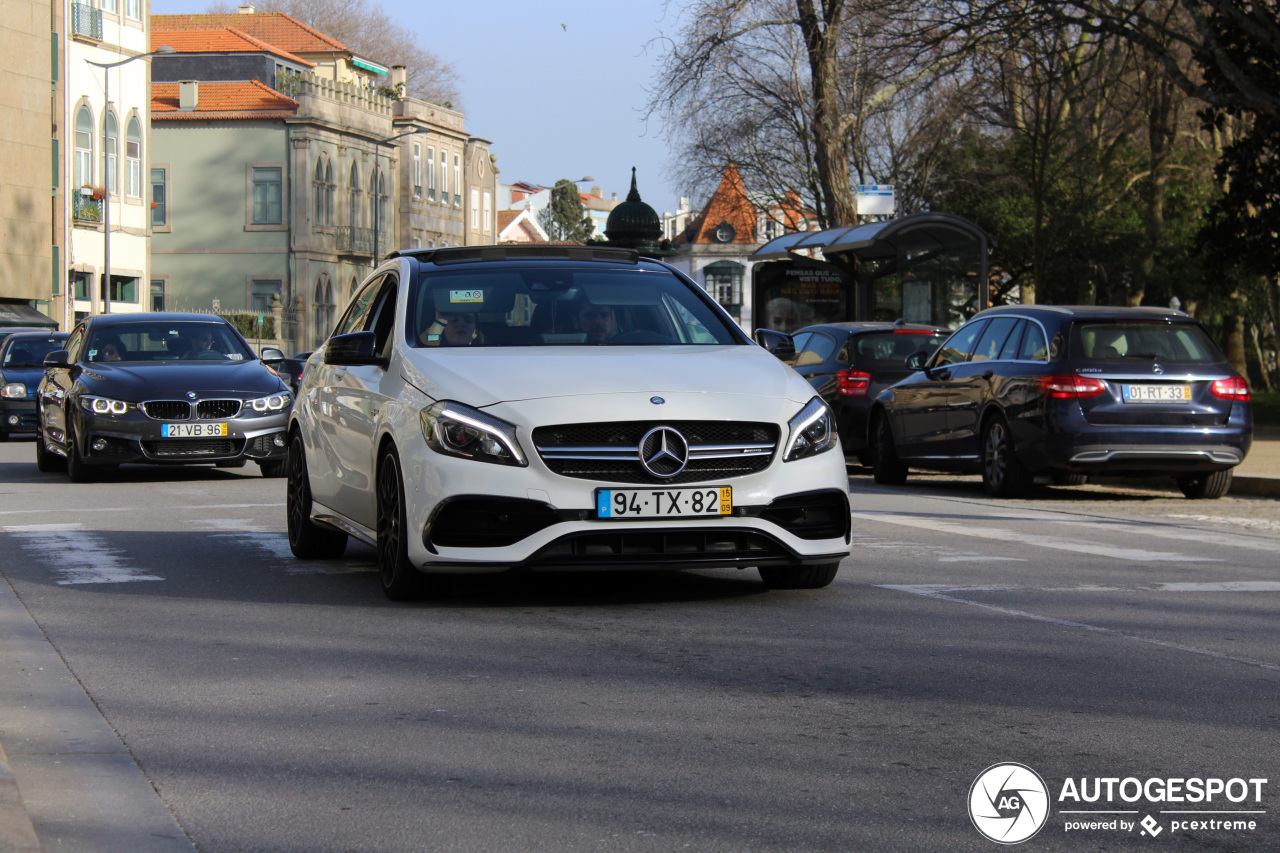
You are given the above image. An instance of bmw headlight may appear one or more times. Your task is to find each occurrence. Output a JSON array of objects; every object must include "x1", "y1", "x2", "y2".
[
  {"x1": 420, "y1": 400, "x2": 527, "y2": 466},
  {"x1": 79, "y1": 395, "x2": 131, "y2": 416},
  {"x1": 783, "y1": 396, "x2": 836, "y2": 462},
  {"x1": 248, "y1": 392, "x2": 291, "y2": 414},
  {"x1": 0, "y1": 383, "x2": 27, "y2": 399}
]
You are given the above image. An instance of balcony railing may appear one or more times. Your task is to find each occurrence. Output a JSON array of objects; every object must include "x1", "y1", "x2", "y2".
[
  {"x1": 71, "y1": 2, "x2": 103, "y2": 40},
  {"x1": 73, "y1": 194, "x2": 102, "y2": 223},
  {"x1": 336, "y1": 226, "x2": 385, "y2": 256}
]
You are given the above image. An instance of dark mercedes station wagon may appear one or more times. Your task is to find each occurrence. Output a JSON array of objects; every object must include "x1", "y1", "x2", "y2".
[{"x1": 868, "y1": 305, "x2": 1253, "y2": 498}]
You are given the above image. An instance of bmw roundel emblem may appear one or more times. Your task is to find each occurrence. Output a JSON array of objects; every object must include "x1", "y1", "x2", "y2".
[
  {"x1": 650, "y1": 396, "x2": 665, "y2": 405},
  {"x1": 186, "y1": 392, "x2": 197, "y2": 399}
]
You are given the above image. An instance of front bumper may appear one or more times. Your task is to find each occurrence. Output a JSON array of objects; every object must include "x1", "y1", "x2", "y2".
[
  {"x1": 0, "y1": 399, "x2": 38, "y2": 434},
  {"x1": 75, "y1": 408, "x2": 290, "y2": 465}
]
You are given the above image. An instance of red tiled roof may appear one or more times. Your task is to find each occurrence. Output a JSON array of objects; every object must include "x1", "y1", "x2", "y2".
[
  {"x1": 152, "y1": 27, "x2": 315, "y2": 67},
  {"x1": 687, "y1": 163, "x2": 758, "y2": 244},
  {"x1": 152, "y1": 80, "x2": 298, "y2": 118},
  {"x1": 496, "y1": 210, "x2": 521, "y2": 230},
  {"x1": 152, "y1": 12, "x2": 348, "y2": 55}
]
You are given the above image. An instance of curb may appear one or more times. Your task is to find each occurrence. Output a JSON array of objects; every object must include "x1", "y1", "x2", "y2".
[
  {"x1": 1230, "y1": 476, "x2": 1280, "y2": 498},
  {"x1": 0, "y1": 742, "x2": 39, "y2": 853}
]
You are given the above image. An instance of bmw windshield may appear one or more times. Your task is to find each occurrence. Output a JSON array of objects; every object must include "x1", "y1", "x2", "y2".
[
  {"x1": 409, "y1": 266, "x2": 744, "y2": 348},
  {"x1": 85, "y1": 322, "x2": 255, "y2": 364}
]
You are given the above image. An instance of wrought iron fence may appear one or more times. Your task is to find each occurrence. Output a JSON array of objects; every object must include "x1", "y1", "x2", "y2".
[
  {"x1": 335, "y1": 226, "x2": 383, "y2": 256},
  {"x1": 71, "y1": 2, "x2": 102, "y2": 39}
]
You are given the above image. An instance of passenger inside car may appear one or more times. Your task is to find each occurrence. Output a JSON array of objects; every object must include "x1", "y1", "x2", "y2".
[{"x1": 419, "y1": 310, "x2": 483, "y2": 346}]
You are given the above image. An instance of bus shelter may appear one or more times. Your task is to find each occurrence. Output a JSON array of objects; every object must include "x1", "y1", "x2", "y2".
[{"x1": 749, "y1": 212, "x2": 992, "y2": 332}]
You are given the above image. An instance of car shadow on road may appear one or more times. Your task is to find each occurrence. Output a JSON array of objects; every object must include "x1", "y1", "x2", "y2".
[{"x1": 847, "y1": 468, "x2": 1189, "y2": 503}]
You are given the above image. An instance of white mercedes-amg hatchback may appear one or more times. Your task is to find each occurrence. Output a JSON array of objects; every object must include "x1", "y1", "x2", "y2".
[{"x1": 287, "y1": 246, "x2": 851, "y2": 599}]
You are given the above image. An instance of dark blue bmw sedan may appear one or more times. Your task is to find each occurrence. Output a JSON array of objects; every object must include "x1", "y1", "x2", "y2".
[{"x1": 867, "y1": 305, "x2": 1253, "y2": 498}]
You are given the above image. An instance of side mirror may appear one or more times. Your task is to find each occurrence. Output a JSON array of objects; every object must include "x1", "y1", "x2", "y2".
[
  {"x1": 43, "y1": 350, "x2": 71, "y2": 369},
  {"x1": 906, "y1": 351, "x2": 929, "y2": 371},
  {"x1": 754, "y1": 328, "x2": 796, "y2": 360},
  {"x1": 260, "y1": 347, "x2": 286, "y2": 365},
  {"x1": 323, "y1": 331, "x2": 384, "y2": 367}
]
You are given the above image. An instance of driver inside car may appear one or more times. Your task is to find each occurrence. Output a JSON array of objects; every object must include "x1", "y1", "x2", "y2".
[
  {"x1": 185, "y1": 330, "x2": 220, "y2": 358},
  {"x1": 573, "y1": 297, "x2": 615, "y2": 344}
]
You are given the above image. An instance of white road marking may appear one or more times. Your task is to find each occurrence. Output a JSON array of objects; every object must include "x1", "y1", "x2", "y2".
[
  {"x1": 196, "y1": 518, "x2": 277, "y2": 534},
  {"x1": 851, "y1": 511, "x2": 1217, "y2": 562},
  {"x1": 938, "y1": 556, "x2": 1027, "y2": 563},
  {"x1": 3, "y1": 524, "x2": 163, "y2": 585},
  {"x1": 0, "y1": 503, "x2": 282, "y2": 517},
  {"x1": 1168, "y1": 514, "x2": 1280, "y2": 533},
  {"x1": 1159, "y1": 581, "x2": 1280, "y2": 592},
  {"x1": 880, "y1": 585, "x2": 1280, "y2": 672}
]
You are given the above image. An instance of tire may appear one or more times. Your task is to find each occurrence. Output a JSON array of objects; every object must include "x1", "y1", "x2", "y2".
[
  {"x1": 377, "y1": 449, "x2": 451, "y2": 601},
  {"x1": 852, "y1": 450, "x2": 872, "y2": 468},
  {"x1": 870, "y1": 413, "x2": 908, "y2": 486},
  {"x1": 1051, "y1": 471, "x2": 1088, "y2": 487},
  {"x1": 35, "y1": 426, "x2": 66, "y2": 473},
  {"x1": 286, "y1": 432, "x2": 347, "y2": 559},
  {"x1": 216, "y1": 458, "x2": 248, "y2": 469},
  {"x1": 258, "y1": 459, "x2": 287, "y2": 478},
  {"x1": 65, "y1": 420, "x2": 96, "y2": 483},
  {"x1": 0, "y1": 431, "x2": 7, "y2": 442},
  {"x1": 758, "y1": 562, "x2": 840, "y2": 590},
  {"x1": 981, "y1": 415, "x2": 1033, "y2": 498},
  {"x1": 1177, "y1": 469, "x2": 1233, "y2": 500}
]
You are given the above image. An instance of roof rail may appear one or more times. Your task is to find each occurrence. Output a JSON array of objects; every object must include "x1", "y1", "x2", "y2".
[{"x1": 388, "y1": 245, "x2": 640, "y2": 265}]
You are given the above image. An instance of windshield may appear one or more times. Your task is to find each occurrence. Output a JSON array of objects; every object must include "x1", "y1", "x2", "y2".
[
  {"x1": 1, "y1": 335, "x2": 68, "y2": 368},
  {"x1": 409, "y1": 267, "x2": 743, "y2": 347},
  {"x1": 86, "y1": 322, "x2": 254, "y2": 363},
  {"x1": 851, "y1": 331, "x2": 949, "y2": 369},
  {"x1": 1070, "y1": 321, "x2": 1224, "y2": 365}
]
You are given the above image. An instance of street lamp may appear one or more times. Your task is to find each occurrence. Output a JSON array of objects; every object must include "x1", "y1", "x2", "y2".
[
  {"x1": 371, "y1": 127, "x2": 426, "y2": 266},
  {"x1": 84, "y1": 45, "x2": 175, "y2": 314},
  {"x1": 534, "y1": 176, "x2": 595, "y2": 190}
]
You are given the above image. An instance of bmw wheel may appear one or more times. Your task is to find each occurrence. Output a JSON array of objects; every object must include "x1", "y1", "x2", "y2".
[
  {"x1": 65, "y1": 420, "x2": 95, "y2": 483},
  {"x1": 286, "y1": 432, "x2": 347, "y2": 559},
  {"x1": 871, "y1": 413, "x2": 908, "y2": 486},
  {"x1": 981, "y1": 415, "x2": 1033, "y2": 498},
  {"x1": 377, "y1": 449, "x2": 452, "y2": 601},
  {"x1": 35, "y1": 425, "x2": 66, "y2": 473}
]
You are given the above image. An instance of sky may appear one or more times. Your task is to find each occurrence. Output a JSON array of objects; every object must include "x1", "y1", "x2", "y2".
[{"x1": 153, "y1": 0, "x2": 690, "y2": 215}]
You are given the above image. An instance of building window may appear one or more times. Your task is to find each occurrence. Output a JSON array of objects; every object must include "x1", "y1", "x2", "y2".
[
  {"x1": 73, "y1": 271, "x2": 90, "y2": 300},
  {"x1": 251, "y1": 167, "x2": 282, "y2": 223},
  {"x1": 313, "y1": 276, "x2": 334, "y2": 346},
  {"x1": 103, "y1": 275, "x2": 136, "y2": 303},
  {"x1": 439, "y1": 149, "x2": 448, "y2": 202},
  {"x1": 125, "y1": 117, "x2": 141, "y2": 198},
  {"x1": 74, "y1": 106, "x2": 93, "y2": 188},
  {"x1": 412, "y1": 143, "x2": 421, "y2": 196},
  {"x1": 471, "y1": 188, "x2": 479, "y2": 229},
  {"x1": 324, "y1": 162, "x2": 334, "y2": 225},
  {"x1": 103, "y1": 110, "x2": 118, "y2": 196},
  {"x1": 426, "y1": 146, "x2": 435, "y2": 200},
  {"x1": 101, "y1": 0, "x2": 117, "y2": 13},
  {"x1": 453, "y1": 154, "x2": 461, "y2": 206},
  {"x1": 348, "y1": 162, "x2": 360, "y2": 227},
  {"x1": 124, "y1": 0, "x2": 140, "y2": 20},
  {"x1": 150, "y1": 167, "x2": 167, "y2": 227},
  {"x1": 703, "y1": 261, "x2": 744, "y2": 322},
  {"x1": 314, "y1": 156, "x2": 325, "y2": 224},
  {"x1": 150, "y1": 279, "x2": 165, "y2": 312},
  {"x1": 252, "y1": 279, "x2": 282, "y2": 312},
  {"x1": 483, "y1": 191, "x2": 492, "y2": 233}
]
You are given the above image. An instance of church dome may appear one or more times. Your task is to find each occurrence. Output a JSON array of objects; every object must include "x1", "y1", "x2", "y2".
[{"x1": 605, "y1": 168, "x2": 663, "y2": 252}]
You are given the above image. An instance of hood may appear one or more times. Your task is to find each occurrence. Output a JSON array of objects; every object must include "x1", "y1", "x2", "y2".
[
  {"x1": 76, "y1": 360, "x2": 287, "y2": 399},
  {"x1": 0, "y1": 366, "x2": 46, "y2": 387},
  {"x1": 398, "y1": 345, "x2": 814, "y2": 408}
]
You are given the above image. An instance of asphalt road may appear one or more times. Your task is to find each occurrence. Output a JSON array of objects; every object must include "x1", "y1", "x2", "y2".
[{"x1": 0, "y1": 438, "x2": 1277, "y2": 852}]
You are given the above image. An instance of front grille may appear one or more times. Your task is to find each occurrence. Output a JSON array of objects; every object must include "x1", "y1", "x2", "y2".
[
  {"x1": 197, "y1": 399, "x2": 241, "y2": 419},
  {"x1": 143, "y1": 438, "x2": 239, "y2": 458},
  {"x1": 142, "y1": 400, "x2": 190, "y2": 420},
  {"x1": 428, "y1": 497, "x2": 560, "y2": 548},
  {"x1": 526, "y1": 528, "x2": 789, "y2": 568},
  {"x1": 533, "y1": 420, "x2": 778, "y2": 484}
]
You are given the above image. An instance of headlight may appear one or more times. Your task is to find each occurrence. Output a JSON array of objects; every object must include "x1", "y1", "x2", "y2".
[
  {"x1": 783, "y1": 396, "x2": 836, "y2": 462},
  {"x1": 419, "y1": 400, "x2": 527, "y2": 466},
  {"x1": 79, "y1": 395, "x2": 131, "y2": 416},
  {"x1": 248, "y1": 392, "x2": 291, "y2": 413},
  {"x1": 0, "y1": 383, "x2": 26, "y2": 399}
]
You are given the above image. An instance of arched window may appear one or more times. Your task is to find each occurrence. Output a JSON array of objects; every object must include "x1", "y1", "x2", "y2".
[
  {"x1": 349, "y1": 275, "x2": 359, "y2": 296},
  {"x1": 74, "y1": 106, "x2": 94, "y2": 188},
  {"x1": 324, "y1": 162, "x2": 334, "y2": 225},
  {"x1": 369, "y1": 165, "x2": 379, "y2": 236},
  {"x1": 314, "y1": 155, "x2": 324, "y2": 224},
  {"x1": 313, "y1": 275, "x2": 334, "y2": 347},
  {"x1": 348, "y1": 162, "x2": 360, "y2": 228},
  {"x1": 125, "y1": 117, "x2": 142, "y2": 198},
  {"x1": 103, "y1": 111, "x2": 118, "y2": 195}
]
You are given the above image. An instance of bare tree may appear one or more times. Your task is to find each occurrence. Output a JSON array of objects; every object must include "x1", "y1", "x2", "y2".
[{"x1": 206, "y1": 0, "x2": 460, "y2": 106}]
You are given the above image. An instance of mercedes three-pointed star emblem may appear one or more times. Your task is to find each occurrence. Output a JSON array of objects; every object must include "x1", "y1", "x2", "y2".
[{"x1": 638, "y1": 426, "x2": 689, "y2": 479}]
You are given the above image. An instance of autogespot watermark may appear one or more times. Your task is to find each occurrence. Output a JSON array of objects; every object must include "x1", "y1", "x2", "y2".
[{"x1": 968, "y1": 764, "x2": 1270, "y2": 844}]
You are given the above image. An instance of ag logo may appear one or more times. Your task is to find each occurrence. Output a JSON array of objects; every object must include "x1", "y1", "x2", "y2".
[{"x1": 969, "y1": 763, "x2": 1050, "y2": 844}]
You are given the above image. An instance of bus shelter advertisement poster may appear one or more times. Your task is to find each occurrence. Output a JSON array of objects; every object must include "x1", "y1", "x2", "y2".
[{"x1": 752, "y1": 260, "x2": 850, "y2": 334}]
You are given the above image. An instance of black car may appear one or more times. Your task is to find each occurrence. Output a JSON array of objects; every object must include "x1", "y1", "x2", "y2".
[
  {"x1": 1, "y1": 332, "x2": 70, "y2": 440},
  {"x1": 867, "y1": 305, "x2": 1253, "y2": 499},
  {"x1": 36, "y1": 313, "x2": 292, "y2": 481},
  {"x1": 777, "y1": 322, "x2": 950, "y2": 464}
]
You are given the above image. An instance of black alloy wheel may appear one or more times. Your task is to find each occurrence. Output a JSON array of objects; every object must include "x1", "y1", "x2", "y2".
[
  {"x1": 758, "y1": 562, "x2": 840, "y2": 590},
  {"x1": 64, "y1": 419, "x2": 95, "y2": 483},
  {"x1": 981, "y1": 415, "x2": 1033, "y2": 498},
  {"x1": 871, "y1": 413, "x2": 908, "y2": 486},
  {"x1": 34, "y1": 425, "x2": 66, "y2": 473},
  {"x1": 258, "y1": 459, "x2": 287, "y2": 478},
  {"x1": 376, "y1": 449, "x2": 450, "y2": 601},
  {"x1": 285, "y1": 432, "x2": 347, "y2": 559},
  {"x1": 1177, "y1": 469, "x2": 1233, "y2": 500}
]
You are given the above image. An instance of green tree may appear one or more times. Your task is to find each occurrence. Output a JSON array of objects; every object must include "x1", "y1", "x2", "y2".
[{"x1": 536, "y1": 181, "x2": 595, "y2": 242}]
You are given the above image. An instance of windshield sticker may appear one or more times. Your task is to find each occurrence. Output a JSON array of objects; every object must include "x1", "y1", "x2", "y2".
[
  {"x1": 449, "y1": 289, "x2": 484, "y2": 304},
  {"x1": 227, "y1": 353, "x2": 244, "y2": 361}
]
